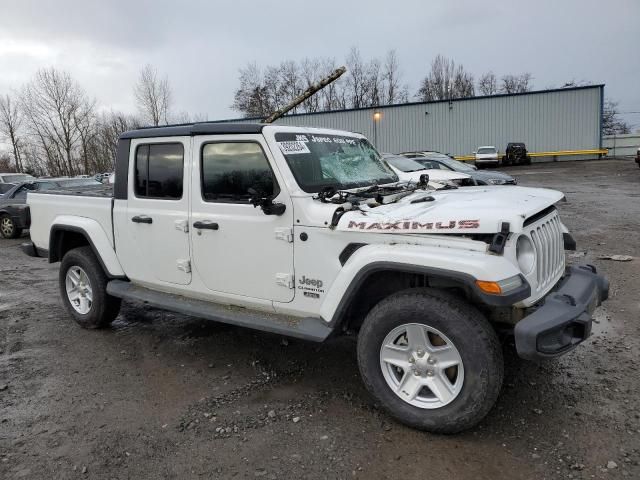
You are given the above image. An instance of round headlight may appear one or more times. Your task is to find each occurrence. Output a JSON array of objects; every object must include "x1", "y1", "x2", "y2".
[{"x1": 516, "y1": 235, "x2": 536, "y2": 274}]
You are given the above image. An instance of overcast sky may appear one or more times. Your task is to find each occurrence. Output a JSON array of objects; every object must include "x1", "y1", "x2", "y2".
[{"x1": 1, "y1": 0, "x2": 639, "y2": 128}]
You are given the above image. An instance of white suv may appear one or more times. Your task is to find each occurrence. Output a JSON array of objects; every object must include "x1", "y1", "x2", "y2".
[{"x1": 474, "y1": 146, "x2": 499, "y2": 168}]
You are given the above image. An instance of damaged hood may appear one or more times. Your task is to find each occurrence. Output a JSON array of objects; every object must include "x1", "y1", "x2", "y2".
[{"x1": 336, "y1": 185, "x2": 564, "y2": 234}]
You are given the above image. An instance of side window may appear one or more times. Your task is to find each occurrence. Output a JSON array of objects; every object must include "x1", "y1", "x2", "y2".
[
  {"x1": 36, "y1": 182, "x2": 56, "y2": 191},
  {"x1": 422, "y1": 160, "x2": 444, "y2": 170},
  {"x1": 201, "y1": 142, "x2": 279, "y2": 202},
  {"x1": 134, "y1": 143, "x2": 184, "y2": 199},
  {"x1": 13, "y1": 186, "x2": 28, "y2": 200}
]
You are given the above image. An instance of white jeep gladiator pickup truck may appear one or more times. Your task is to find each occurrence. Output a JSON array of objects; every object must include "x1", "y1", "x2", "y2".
[{"x1": 23, "y1": 123, "x2": 608, "y2": 433}]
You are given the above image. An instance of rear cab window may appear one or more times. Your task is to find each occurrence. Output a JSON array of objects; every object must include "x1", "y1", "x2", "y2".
[{"x1": 134, "y1": 143, "x2": 184, "y2": 199}]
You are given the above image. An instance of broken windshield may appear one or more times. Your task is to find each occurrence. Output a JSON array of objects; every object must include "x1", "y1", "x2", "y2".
[{"x1": 274, "y1": 132, "x2": 398, "y2": 193}]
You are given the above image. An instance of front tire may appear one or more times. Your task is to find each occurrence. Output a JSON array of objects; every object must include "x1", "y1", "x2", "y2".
[
  {"x1": 0, "y1": 214, "x2": 22, "y2": 239},
  {"x1": 357, "y1": 288, "x2": 503, "y2": 434},
  {"x1": 59, "y1": 246, "x2": 121, "y2": 329}
]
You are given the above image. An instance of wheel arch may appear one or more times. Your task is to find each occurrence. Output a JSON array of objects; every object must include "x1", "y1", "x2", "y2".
[
  {"x1": 328, "y1": 263, "x2": 479, "y2": 333},
  {"x1": 326, "y1": 257, "x2": 529, "y2": 333},
  {"x1": 49, "y1": 222, "x2": 125, "y2": 279}
]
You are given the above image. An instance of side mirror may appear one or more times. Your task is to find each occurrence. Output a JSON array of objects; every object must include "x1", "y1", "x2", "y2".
[
  {"x1": 472, "y1": 151, "x2": 477, "y2": 155},
  {"x1": 248, "y1": 188, "x2": 286, "y2": 216}
]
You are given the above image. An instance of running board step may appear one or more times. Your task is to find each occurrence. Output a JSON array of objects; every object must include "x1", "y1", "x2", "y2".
[{"x1": 106, "y1": 280, "x2": 332, "y2": 342}]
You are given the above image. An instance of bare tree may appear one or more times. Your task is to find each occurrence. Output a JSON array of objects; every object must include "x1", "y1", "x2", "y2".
[
  {"x1": 21, "y1": 67, "x2": 94, "y2": 176},
  {"x1": 134, "y1": 64, "x2": 172, "y2": 126},
  {"x1": 0, "y1": 152, "x2": 13, "y2": 172},
  {"x1": 83, "y1": 111, "x2": 141, "y2": 173},
  {"x1": 345, "y1": 47, "x2": 367, "y2": 108},
  {"x1": 602, "y1": 100, "x2": 630, "y2": 135},
  {"x1": 500, "y1": 73, "x2": 532, "y2": 94},
  {"x1": 300, "y1": 58, "x2": 322, "y2": 113},
  {"x1": 232, "y1": 63, "x2": 271, "y2": 117},
  {"x1": 0, "y1": 94, "x2": 25, "y2": 172},
  {"x1": 317, "y1": 58, "x2": 345, "y2": 111},
  {"x1": 278, "y1": 61, "x2": 303, "y2": 113},
  {"x1": 452, "y1": 65, "x2": 475, "y2": 98},
  {"x1": 417, "y1": 55, "x2": 474, "y2": 101},
  {"x1": 477, "y1": 72, "x2": 498, "y2": 96},
  {"x1": 232, "y1": 49, "x2": 409, "y2": 116},
  {"x1": 381, "y1": 50, "x2": 409, "y2": 104},
  {"x1": 343, "y1": 48, "x2": 388, "y2": 108}
]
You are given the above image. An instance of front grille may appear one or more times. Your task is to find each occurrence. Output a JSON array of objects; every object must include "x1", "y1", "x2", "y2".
[{"x1": 529, "y1": 214, "x2": 565, "y2": 291}]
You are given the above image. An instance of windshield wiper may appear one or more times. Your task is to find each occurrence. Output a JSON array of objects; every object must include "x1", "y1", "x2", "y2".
[{"x1": 316, "y1": 181, "x2": 428, "y2": 206}]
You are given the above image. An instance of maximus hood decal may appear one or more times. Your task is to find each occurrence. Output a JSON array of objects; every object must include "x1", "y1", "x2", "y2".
[{"x1": 335, "y1": 186, "x2": 564, "y2": 234}]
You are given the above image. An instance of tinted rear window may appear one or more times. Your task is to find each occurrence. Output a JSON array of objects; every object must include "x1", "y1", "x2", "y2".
[{"x1": 135, "y1": 143, "x2": 184, "y2": 199}]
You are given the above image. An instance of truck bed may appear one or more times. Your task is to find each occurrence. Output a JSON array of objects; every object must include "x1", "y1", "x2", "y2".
[
  {"x1": 38, "y1": 184, "x2": 114, "y2": 198},
  {"x1": 28, "y1": 190, "x2": 115, "y2": 253}
]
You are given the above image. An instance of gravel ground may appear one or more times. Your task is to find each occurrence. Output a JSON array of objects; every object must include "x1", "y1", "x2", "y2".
[{"x1": 1, "y1": 158, "x2": 638, "y2": 480}]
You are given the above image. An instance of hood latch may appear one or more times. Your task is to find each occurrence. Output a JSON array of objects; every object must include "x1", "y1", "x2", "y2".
[{"x1": 489, "y1": 222, "x2": 510, "y2": 254}]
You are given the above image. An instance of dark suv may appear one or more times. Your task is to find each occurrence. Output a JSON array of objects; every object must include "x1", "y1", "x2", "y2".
[{"x1": 502, "y1": 143, "x2": 531, "y2": 166}]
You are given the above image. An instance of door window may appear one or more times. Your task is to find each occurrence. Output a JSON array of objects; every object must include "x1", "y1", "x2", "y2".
[
  {"x1": 134, "y1": 143, "x2": 184, "y2": 199},
  {"x1": 201, "y1": 142, "x2": 279, "y2": 202}
]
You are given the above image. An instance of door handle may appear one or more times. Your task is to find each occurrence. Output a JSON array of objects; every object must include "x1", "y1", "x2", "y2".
[
  {"x1": 193, "y1": 221, "x2": 219, "y2": 230},
  {"x1": 132, "y1": 215, "x2": 153, "y2": 224}
]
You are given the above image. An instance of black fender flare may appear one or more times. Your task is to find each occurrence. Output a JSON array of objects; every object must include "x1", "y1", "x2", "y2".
[{"x1": 329, "y1": 261, "x2": 530, "y2": 328}]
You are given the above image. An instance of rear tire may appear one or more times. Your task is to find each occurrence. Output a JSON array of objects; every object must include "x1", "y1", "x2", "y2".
[
  {"x1": 0, "y1": 214, "x2": 22, "y2": 239},
  {"x1": 357, "y1": 288, "x2": 503, "y2": 434},
  {"x1": 59, "y1": 246, "x2": 121, "y2": 329}
]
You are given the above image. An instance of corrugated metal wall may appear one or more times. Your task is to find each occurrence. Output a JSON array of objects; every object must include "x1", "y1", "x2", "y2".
[
  {"x1": 230, "y1": 86, "x2": 603, "y2": 156},
  {"x1": 603, "y1": 133, "x2": 640, "y2": 157}
]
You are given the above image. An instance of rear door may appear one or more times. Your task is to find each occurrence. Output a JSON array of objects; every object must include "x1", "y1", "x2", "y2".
[
  {"x1": 115, "y1": 137, "x2": 192, "y2": 285},
  {"x1": 190, "y1": 135, "x2": 295, "y2": 302}
]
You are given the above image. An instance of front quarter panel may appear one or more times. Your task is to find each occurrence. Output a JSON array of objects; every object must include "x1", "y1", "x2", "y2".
[{"x1": 319, "y1": 243, "x2": 522, "y2": 323}]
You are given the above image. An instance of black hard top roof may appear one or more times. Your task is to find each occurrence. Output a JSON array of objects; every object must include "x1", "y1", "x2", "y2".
[{"x1": 119, "y1": 122, "x2": 265, "y2": 140}]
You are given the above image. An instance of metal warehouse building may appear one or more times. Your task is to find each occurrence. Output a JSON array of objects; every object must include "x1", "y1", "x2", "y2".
[{"x1": 231, "y1": 85, "x2": 604, "y2": 159}]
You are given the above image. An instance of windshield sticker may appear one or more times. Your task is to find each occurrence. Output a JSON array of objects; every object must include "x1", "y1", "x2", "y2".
[
  {"x1": 346, "y1": 219, "x2": 480, "y2": 231},
  {"x1": 309, "y1": 135, "x2": 357, "y2": 145},
  {"x1": 277, "y1": 141, "x2": 311, "y2": 155}
]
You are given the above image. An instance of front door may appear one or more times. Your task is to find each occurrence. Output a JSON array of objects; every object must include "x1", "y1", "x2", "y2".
[
  {"x1": 121, "y1": 137, "x2": 191, "y2": 285},
  {"x1": 190, "y1": 135, "x2": 294, "y2": 302}
]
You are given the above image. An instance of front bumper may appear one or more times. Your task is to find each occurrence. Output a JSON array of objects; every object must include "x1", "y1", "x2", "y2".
[{"x1": 514, "y1": 265, "x2": 609, "y2": 360}]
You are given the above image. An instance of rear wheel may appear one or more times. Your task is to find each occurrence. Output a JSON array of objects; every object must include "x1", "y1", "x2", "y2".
[
  {"x1": 357, "y1": 288, "x2": 503, "y2": 433},
  {"x1": 0, "y1": 214, "x2": 21, "y2": 239},
  {"x1": 59, "y1": 246, "x2": 121, "y2": 328}
]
